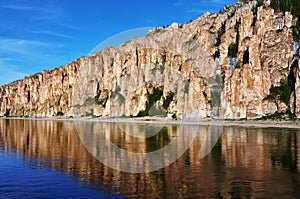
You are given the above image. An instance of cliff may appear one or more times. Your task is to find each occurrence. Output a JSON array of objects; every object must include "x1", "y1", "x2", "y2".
[{"x1": 1, "y1": 0, "x2": 300, "y2": 119}]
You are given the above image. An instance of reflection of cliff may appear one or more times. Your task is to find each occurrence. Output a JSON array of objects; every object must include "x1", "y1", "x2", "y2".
[
  {"x1": 1, "y1": 1, "x2": 300, "y2": 119},
  {"x1": 0, "y1": 119, "x2": 300, "y2": 198}
]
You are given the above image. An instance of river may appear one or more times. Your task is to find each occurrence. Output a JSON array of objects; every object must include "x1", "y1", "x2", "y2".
[{"x1": 0, "y1": 119, "x2": 299, "y2": 198}]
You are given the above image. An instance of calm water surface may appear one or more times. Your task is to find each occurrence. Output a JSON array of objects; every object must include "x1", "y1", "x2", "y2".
[{"x1": 0, "y1": 119, "x2": 300, "y2": 198}]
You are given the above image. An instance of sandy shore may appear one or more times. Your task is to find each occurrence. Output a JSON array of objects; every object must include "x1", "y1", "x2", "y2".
[{"x1": 2, "y1": 116, "x2": 300, "y2": 129}]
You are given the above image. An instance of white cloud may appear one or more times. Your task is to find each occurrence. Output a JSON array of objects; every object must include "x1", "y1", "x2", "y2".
[
  {"x1": 0, "y1": 38, "x2": 66, "y2": 84},
  {"x1": 1, "y1": 4, "x2": 39, "y2": 11},
  {"x1": 2, "y1": 2, "x2": 64, "y2": 23},
  {"x1": 32, "y1": 30, "x2": 73, "y2": 39},
  {"x1": 0, "y1": 38, "x2": 51, "y2": 57},
  {"x1": 0, "y1": 58, "x2": 27, "y2": 86},
  {"x1": 210, "y1": 0, "x2": 226, "y2": 4},
  {"x1": 0, "y1": 38, "x2": 48, "y2": 46},
  {"x1": 0, "y1": 2, "x2": 76, "y2": 85}
]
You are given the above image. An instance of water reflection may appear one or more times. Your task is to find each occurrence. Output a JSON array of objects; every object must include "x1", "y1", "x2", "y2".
[
  {"x1": 0, "y1": 119, "x2": 300, "y2": 198},
  {"x1": 76, "y1": 121, "x2": 203, "y2": 173}
]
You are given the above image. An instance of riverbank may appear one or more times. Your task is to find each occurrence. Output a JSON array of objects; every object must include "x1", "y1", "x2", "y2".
[{"x1": 1, "y1": 116, "x2": 300, "y2": 129}]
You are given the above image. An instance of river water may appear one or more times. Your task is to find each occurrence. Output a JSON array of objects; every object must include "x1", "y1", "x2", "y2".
[{"x1": 0, "y1": 119, "x2": 300, "y2": 198}]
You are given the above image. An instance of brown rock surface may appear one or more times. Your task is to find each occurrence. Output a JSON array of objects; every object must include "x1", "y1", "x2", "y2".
[{"x1": 0, "y1": 0, "x2": 299, "y2": 119}]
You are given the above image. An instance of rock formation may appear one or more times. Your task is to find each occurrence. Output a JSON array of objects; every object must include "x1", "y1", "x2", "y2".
[{"x1": 1, "y1": 0, "x2": 300, "y2": 119}]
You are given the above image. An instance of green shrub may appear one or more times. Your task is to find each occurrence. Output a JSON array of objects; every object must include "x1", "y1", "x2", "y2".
[
  {"x1": 234, "y1": 20, "x2": 240, "y2": 32},
  {"x1": 56, "y1": 111, "x2": 64, "y2": 116},
  {"x1": 118, "y1": 94, "x2": 126, "y2": 104},
  {"x1": 292, "y1": 20, "x2": 300, "y2": 42},
  {"x1": 163, "y1": 92, "x2": 175, "y2": 109},
  {"x1": 271, "y1": 80, "x2": 292, "y2": 107},
  {"x1": 210, "y1": 91, "x2": 221, "y2": 107},
  {"x1": 162, "y1": 54, "x2": 167, "y2": 65},
  {"x1": 111, "y1": 86, "x2": 121, "y2": 98},
  {"x1": 184, "y1": 80, "x2": 190, "y2": 94},
  {"x1": 264, "y1": 79, "x2": 293, "y2": 110},
  {"x1": 149, "y1": 106, "x2": 167, "y2": 117},
  {"x1": 83, "y1": 97, "x2": 95, "y2": 106},
  {"x1": 258, "y1": 111, "x2": 296, "y2": 121},
  {"x1": 257, "y1": 0, "x2": 264, "y2": 7},
  {"x1": 270, "y1": 0, "x2": 300, "y2": 18},
  {"x1": 137, "y1": 87, "x2": 164, "y2": 117},
  {"x1": 235, "y1": 19, "x2": 241, "y2": 44},
  {"x1": 215, "y1": 22, "x2": 226, "y2": 47},
  {"x1": 96, "y1": 96, "x2": 108, "y2": 108},
  {"x1": 228, "y1": 43, "x2": 238, "y2": 57},
  {"x1": 95, "y1": 90, "x2": 109, "y2": 108},
  {"x1": 171, "y1": 113, "x2": 177, "y2": 119},
  {"x1": 4, "y1": 109, "x2": 10, "y2": 117},
  {"x1": 213, "y1": 49, "x2": 220, "y2": 59}
]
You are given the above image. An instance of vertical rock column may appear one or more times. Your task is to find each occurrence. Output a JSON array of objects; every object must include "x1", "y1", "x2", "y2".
[{"x1": 294, "y1": 59, "x2": 300, "y2": 117}]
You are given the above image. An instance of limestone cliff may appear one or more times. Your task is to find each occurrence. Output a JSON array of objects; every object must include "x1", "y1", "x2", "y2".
[{"x1": 1, "y1": 0, "x2": 300, "y2": 119}]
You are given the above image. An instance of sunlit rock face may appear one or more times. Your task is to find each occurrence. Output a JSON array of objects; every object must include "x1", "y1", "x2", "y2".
[
  {"x1": 0, "y1": 60, "x2": 81, "y2": 118},
  {"x1": 0, "y1": 0, "x2": 299, "y2": 119}
]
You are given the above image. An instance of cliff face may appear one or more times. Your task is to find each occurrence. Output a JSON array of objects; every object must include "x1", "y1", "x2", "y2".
[
  {"x1": 1, "y1": 0, "x2": 300, "y2": 119},
  {"x1": 0, "y1": 60, "x2": 81, "y2": 117}
]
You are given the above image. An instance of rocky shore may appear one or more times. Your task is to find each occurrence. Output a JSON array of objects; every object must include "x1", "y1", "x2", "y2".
[{"x1": 2, "y1": 117, "x2": 300, "y2": 129}]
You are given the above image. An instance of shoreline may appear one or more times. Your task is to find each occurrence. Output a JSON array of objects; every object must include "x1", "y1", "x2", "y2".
[{"x1": 1, "y1": 116, "x2": 300, "y2": 129}]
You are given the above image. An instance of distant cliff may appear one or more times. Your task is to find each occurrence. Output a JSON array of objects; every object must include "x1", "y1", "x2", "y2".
[{"x1": 1, "y1": 0, "x2": 300, "y2": 119}]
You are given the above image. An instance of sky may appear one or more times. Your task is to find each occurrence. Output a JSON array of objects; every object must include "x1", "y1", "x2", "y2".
[{"x1": 0, "y1": 0, "x2": 237, "y2": 86}]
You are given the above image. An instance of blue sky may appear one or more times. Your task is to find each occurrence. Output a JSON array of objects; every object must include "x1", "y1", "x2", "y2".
[{"x1": 0, "y1": 0, "x2": 236, "y2": 86}]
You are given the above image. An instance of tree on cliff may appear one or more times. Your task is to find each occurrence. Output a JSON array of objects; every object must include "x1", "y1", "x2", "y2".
[
  {"x1": 270, "y1": 0, "x2": 300, "y2": 17},
  {"x1": 270, "y1": 0, "x2": 300, "y2": 41}
]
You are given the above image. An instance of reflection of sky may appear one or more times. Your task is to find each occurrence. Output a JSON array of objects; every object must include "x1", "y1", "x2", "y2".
[
  {"x1": 0, "y1": 0, "x2": 237, "y2": 86},
  {"x1": 0, "y1": 150, "x2": 121, "y2": 198}
]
